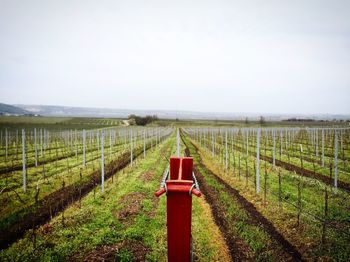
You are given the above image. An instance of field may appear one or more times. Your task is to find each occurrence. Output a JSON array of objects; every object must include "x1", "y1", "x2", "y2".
[
  {"x1": 0, "y1": 116, "x2": 349, "y2": 261},
  {"x1": 0, "y1": 116, "x2": 122, "y2": 130}
]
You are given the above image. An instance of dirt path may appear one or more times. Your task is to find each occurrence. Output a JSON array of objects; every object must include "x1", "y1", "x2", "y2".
[
  {"x1": 182, "y1": 134, "x2": 304, "y2": 262},
  {"x1": 74, "y1": 139, "x2": 173, "y2": 261},
  {"x1": 193, "y1": 164, "x2": 254, "y2": 261},
  {"x1": 122, "y1": 120, "x2": 130, "y2": 126}
]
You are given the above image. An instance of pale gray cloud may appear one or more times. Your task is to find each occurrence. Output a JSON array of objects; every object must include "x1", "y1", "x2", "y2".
[{"x1": 1, "y1": 0, "x2": 349, "y2": 114}]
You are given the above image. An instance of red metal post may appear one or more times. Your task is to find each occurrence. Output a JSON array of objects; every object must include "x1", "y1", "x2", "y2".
[{"x1": 155, "y1": 156, "x2": 200, "y2": 262}]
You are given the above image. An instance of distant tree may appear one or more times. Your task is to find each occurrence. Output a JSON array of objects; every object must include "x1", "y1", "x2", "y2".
[
  {"x1": 128, "y1": 114, "x2": 158, "y2": 126},
  {"x1": 259, "y1": 116, "x2": 266, "y2": 125},
  {"x1": 245, "y1": 117, "x2": 249, "y2": 124}
]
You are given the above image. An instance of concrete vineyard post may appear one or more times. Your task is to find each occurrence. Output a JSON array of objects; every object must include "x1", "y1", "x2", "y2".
[
  {"x1": 246, "y1": 131, "x2": 249, "y2": 157},
  {"x1": 211, "y1": 131, "x2": 214, "y2": 157},
  {"x1": 220, "y1": 131, "x2": 224, "y2": 165},
  {"x1": 90, "y1": 131, "x2": 94, "y2": 160},
  {"x1": 5, "y1": 129, "x2": 8, "y2": 161},
  {"x1": 334, "y1": 132, "x2": 338, "y2": 188},
  {"x1": 83, "y1": 129, "x2": 86, "y2": 167},
  {"x1": 75, "y1": 130, "x2": 78, "y2": 161},
  {"x1": 340, "y1": 131, "x2": 344, "y2": 166},
  {"x1": 34, "y1": 128, "x2": 38, "y2": 167},
  {"x1": 232, "y1": 130, "x2": 235, "y2": 170},
  {"x1": 109, "y1": 129, "x2": 112, "y2": 161},
  {"x1": 280, "y1": 130, "x2": 283, "y2": 159},
  {"x1": 230, "y1": 130, "x2": 233, "y2": 157},
  {"x1": 43, "y1": 130, "x2": 46, "y2": 151},
  {"x1": 322, "y1": 129, "x2": 325, "y2": 167},
  {"x1": 143, "y1": 130, "x2": 146, "y2": 158},
  {"x1": 22, "y1": 129, "x2": 26, "y2": 192},
  {"x1": 273, "y1": 129, "x2": 276, "y2": 167},
  {"x1": 40, "y1": 129, "x2": 43, "y2": 157},
  {"x1": 316, "y1": 129, "x2": 319, "y2": 157},
  {"x1": 256, "y1": 129, "x2": 261, "y2": 193},
  {"x1": 130, "y1": 129, "x2": 133, "y2": 166},
  {"x1": 264, "y1": 135, "x2": 268, "y2": 204},
  {"x1": 176, "y1": 129, "x2": 180, "y2": 157},
  {"x1": 245, "y1": 136, "x2": 248, "y2": 185},
  {"x1": 101, "y1": 130, "x2": 105, "y2": 193},
  {"x1": 89, "y1": 130, "x2": 92, "y2": 153},
  {"x1": 225, "y1": 130, "x2": 228, "y2": 170}
]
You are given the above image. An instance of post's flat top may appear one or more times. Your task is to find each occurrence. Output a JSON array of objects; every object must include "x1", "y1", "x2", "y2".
[{"x1": 170, "y1": 157, "x2": 193, "y2": 181}]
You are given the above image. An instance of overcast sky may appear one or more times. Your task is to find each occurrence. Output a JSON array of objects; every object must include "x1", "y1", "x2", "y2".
[{"x1": 0, "y1": 0, "x2": 349, "y2": 115}]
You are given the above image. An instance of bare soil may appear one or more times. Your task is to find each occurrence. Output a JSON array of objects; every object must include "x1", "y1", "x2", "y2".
[
  {"x1": 78, "y1": 239, "x2": 150, "y2": 262},
  {"x1": 114, "y1": 192, "x2": 145, "y2": 226}
]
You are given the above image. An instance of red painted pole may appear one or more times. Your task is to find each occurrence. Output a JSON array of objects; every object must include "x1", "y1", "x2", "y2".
[{"x1": 155, "y1": 157, "x2": 200, "y2": 262}]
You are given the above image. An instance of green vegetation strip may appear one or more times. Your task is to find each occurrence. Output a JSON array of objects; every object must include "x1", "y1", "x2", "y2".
[
  {"x1": 0, "y1": 134, "x2": 172, "y2": 261},
  {"x1": 232, "y1": 141, "x2": 350, "y2": 191},
  {"x1": 0, "y1": 134, "x2": 167, "y2": 250},
  {"x1": 1, "y1": 132, "x2": 230, "y2": 261},
  {"x1": 190, "y1": 135, "x2": 350, "y2": 261},
  {"x1": 0, "y1": 116, "x2": 121, "y2": 130},
  {"x1": 182, "y1": 133, "x2": 303, "y2": 262}
]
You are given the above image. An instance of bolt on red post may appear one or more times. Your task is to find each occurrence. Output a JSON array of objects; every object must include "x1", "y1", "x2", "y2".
[{"x1": 155, "y1": 156, "x2": 201, "y2": 262}]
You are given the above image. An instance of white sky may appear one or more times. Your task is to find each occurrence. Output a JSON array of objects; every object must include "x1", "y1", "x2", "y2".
[{"x1": 0, "y1": 0, "x2": 349, "y2": 114}]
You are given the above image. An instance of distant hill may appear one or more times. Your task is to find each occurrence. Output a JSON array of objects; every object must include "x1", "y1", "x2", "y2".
[
  {"x1": 0, "y1": 103, "x2": 33, "y2": 116},
  {"x1": 14, "y1": 104, "x2": 350, "y2": 121},
  {"x1": 15, "y1": 104, "x2": 201, "y2": 119}
]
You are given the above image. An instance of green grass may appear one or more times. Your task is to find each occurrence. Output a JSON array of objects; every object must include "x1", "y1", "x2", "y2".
[
  {"x1": 1, "y1": 130, "x2": 230, "y2": 261},
  {"x1": 0, "y1": 116, "x2": 122, "y2": 131},
  {"x1": 183, "y1": 134, "x2": 286, "y2": 261},
  {"x1": 1, "y1": 133, "x2": 173, "y2": 261},
  {"x1": 154, "y1": 119, "x2": 350, "y2": 128},
  {"x1": 0, "y1": 130, "x2": 168, "y2": 235},
  {"x1": 188, "y1": 133, "x2": 350, "y2": 261}
]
